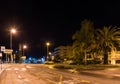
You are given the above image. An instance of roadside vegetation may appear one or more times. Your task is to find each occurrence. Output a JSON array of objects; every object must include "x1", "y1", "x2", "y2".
[
  {"x1": 44, "y1": 19, "x2": 120, "y2": 71},
  {"x1": 53, "y1": 64, "x2": 120, "y2": 70},
  {"x1": 54, "y1": 19, "x2": 120, "y2": 65}
]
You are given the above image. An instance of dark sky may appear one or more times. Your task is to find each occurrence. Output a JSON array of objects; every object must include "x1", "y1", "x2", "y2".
[{"x1": 0, "y1": 0, "x2": 120, "y2": 57}]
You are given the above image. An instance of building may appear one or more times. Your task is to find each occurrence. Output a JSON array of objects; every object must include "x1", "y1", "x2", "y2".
[
  {"x1": 54, "y1": 45, "x2": 120, "y2": 64},
  {"x1": 85, "y1": 50, "x2": 120, "y2": 65},
  {"x1": 54, "y1": 46, "x2": 73, "y2": 61},
  {"x1": 108, "y1": 50, "x2": 120, "y2": 64}
]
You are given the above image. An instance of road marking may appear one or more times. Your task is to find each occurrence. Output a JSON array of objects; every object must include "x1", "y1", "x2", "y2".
[
  {"x1": 114, "y1": 74, "x2": 120, "y2": 77},
  {"x1": 21, "y1": 68, "x2": 26, "y2": 71},
  {"x1": 26, "y1": 66, "x2": 32, "y2": 68},
  {"x1": 18, "y1": 75, "x2": 22, "y2": 79},
  {"x1": 81, "y1": 80, "x2": 91, "y2": 83},
  {"x1": 63, "y1": 80, "x2": 74, "y2": 84},
  {"x1": 59, "y1": 74, "x2": 62, "y2": 84},
  {"x1": 6, "y1": 68, "x2": 11, "y2": 70},
  {"x1": 107, "y1": 68, "x2": 116, "y2": 70},
  {"x1": 15, "y1": 68, "x2": 19, "y2": 70}
]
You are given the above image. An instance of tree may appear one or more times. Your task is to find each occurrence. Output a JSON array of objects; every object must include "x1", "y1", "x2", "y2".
[
  {"x1": 96, "y1": 26, "x2": 120, "y2": 64},
  {"x1": 72, "y1": 19, "x2": 95, "y2": 64}
]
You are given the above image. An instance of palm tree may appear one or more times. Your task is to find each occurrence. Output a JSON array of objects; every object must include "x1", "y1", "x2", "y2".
[
  {"x1": 96, "y1": 26, "x2": 120, "y2": 64},
  {"x1": 72, "y1": 19, "x2": 95, "y2": 64}
]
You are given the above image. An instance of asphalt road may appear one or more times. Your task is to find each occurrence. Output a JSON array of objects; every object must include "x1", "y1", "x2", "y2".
[{"x1": 0, "y1": 64, "x2": 120, "y2": 84}]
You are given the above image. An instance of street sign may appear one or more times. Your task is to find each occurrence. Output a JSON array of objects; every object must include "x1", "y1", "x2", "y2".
[
  {"x1": 1, "y1": 46, "x2": 5, "y2": 52},
  {"x1": 4, "y1": 49, "x2": 13, "y2": 54}
]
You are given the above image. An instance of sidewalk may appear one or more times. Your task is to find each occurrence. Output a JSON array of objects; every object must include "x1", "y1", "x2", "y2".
[{"x1": 0, "y1": 63, "x2": 9, "y2": 74}]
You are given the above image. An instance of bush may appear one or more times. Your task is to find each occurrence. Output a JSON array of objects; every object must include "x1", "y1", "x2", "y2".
[
  {"x1": 54, "y1": 64, "x2": 74, "y2": 69},
  {"x1": 87, "y1": 60, "x2": 102, "y2": 64},
  {"x1": 65, "y1": 60, "x2": 77, "y2": 65},
  {"x1": 64, "y1": 65, "x2": 73, "y2": 69}
]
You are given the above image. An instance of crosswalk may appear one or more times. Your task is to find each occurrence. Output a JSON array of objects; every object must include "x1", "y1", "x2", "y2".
[{"x1": 6, "y1": 67, "x2": 27, "y2": 71}]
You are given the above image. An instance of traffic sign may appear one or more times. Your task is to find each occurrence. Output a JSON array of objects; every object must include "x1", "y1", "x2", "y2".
[
  {"x1": 1, "y1": 46, "x2": 5, "y2": 52},
  {"x1": 4, "y1": 49, "x2": 13, "y2": 54}
]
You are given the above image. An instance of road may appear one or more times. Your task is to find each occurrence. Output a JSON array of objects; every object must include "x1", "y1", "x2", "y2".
[{"x1": 0, "y1": 64, "x2": 120, "y2": 84}]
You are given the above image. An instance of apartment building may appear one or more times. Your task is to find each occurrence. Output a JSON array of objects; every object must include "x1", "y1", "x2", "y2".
[{"x1": 54, "y1": 45, "x2": 73, "y2": 60}]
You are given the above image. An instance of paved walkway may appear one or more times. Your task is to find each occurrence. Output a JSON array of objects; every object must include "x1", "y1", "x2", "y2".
[{"x1": 0, "y1": 63, "x2": 9, "y2": 74}]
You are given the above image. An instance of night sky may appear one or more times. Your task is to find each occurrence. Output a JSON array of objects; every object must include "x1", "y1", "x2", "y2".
[{"x1": 0, "y1": 0, "x2": 120, "y2": 58}]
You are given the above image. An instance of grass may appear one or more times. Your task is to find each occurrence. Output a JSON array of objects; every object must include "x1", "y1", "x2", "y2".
[{"x1": 53, "y1": 64, "x2": 120, "y2": 70}]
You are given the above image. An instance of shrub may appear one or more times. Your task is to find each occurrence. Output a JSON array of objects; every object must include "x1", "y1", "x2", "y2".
[{"x1": 54, "y1": 64, "x2": 74, "y2": 69}]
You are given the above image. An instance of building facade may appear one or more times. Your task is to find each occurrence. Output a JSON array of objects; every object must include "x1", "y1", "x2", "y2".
[
  {"x1": 54, "y1": 46, "x2": 73, "y2": 60},
  {"x1": 108, "y1": 50, "x2": 120, "y2": 64},
  {"x1": 54, "y1": 45, "x2": 120, "y2": 64}
]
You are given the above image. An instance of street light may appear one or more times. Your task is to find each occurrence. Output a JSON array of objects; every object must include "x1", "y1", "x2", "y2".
[
  {"x1": 10, "y1": 28, "x2": 16, "y2": 62},
  {"x1": 23, "y1": 45, "x2": 27, "y2": 56},
  {"x1": 10, "y1": 28, "x2": 16, "y2": 49},
  {"x1": 46, "y1": 42, "x2": 50, "y2": 61}
]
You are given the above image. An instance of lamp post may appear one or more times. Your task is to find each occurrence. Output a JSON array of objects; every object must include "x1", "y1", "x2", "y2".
[
  {"x1": 46, "y1": 42, "x2": 50, "y2": 61},
  {"x1": 10, "y1": 28, "x2": 16, "y2": 62},
  {"x1": 23, "y1": 45, "x2": 27, "y2": 56},
  {"x1": 10, "y1": 29, "x2": 16, "y2": 49}
]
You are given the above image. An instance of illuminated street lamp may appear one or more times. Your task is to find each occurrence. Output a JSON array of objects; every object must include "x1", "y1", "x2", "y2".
[
  {"x1": 10, "y1": 28, "x2": 16, "y2": 49},
  {"x1": 23, "y1": 45, "x2": 27, "y2": 56},
  {"x1": 46, "y1": 42, "x2": 50, "y2": 61},
  {"x1": 10, "y1": 28, "x2": 16, "y2": 62}
]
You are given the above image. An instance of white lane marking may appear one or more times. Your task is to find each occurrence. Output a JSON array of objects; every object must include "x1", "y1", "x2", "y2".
[
  {"x1": 81, "y1": 80, "x2": 91, "y2": 83},
  {"x1": 63, "y1": 80, "x2": 74, "y2": 84},
  {"x1": 18, "y1": 75, "x2": 22, "y2": 79},
  {"x1": 21, "y1": 68, "x2": 26, "y2": 71},
  {"x1": 6, "y1": 68, "x2": 11, "y2": 70},
  {"x1": 26, "y1": 66, "x2": 32, "y2": 68},
  {"x1": 114, "y1": 74, "x2": 120, "y2": 77},
  {"x1": 15, "y1": 68, "x2": 19, "y2": 70}
]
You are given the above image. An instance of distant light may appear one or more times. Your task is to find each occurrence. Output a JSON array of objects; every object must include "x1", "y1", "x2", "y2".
[
  {"x1": 41, "y1": 58, "x2": 45, "y2": 63},
  {"x1": 23, "y1": 45, "x2": 27, "y2": 49},
  {"x1": 11, "y1": 29, "x2": 16, "y2": 34},
  {"x1": 49, "y1": 52, "x2": 52, "y2": 55},
  {"x1": 46, "y1": 42, "x2": 50, "y2": 46},
  {"x1": 15, "y1": 50, "x2": 18, "y2": 53},
  {"x1": 29, "y1": 57, "x2": 32, "y2": 60}
]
